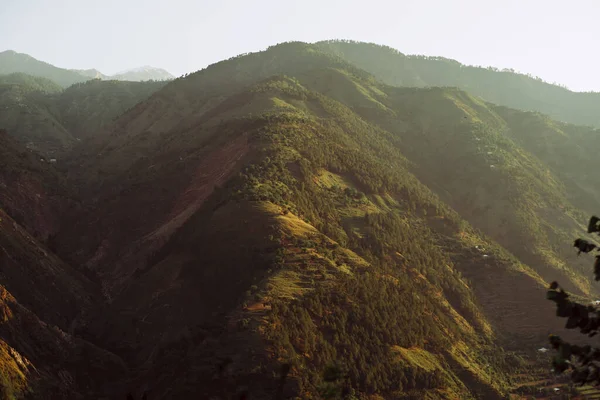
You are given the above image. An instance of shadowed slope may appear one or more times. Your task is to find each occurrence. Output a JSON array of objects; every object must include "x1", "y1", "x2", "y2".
[
  {"x1": 0, "y1": 210, "x2": 128, "y2": 399},
  {"x1": 0, "y1": 75, "x2": 166, "y2": 155},
  {"x1": 0, "y1": 129, "x2": 76, "y2": 241}
]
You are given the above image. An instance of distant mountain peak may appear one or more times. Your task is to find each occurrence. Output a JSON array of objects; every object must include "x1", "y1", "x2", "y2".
[
  {"x1": 69, "y1": 68, "x2": 106, "y2": 79},
  {"x1": 111, "y1": 66, "x2": 174, "y2": 81},
  {"x1": 0, "y1": 50, "x2": 174, "y2": 85},
  {"x1": 0, "y1": 49, "x2": 36, "y2": 60},
  {"x1": 116, "y1": 65, "x2": 158, "y2": 73},
  {"x1": 0, "y1": 50, "x2": 90, "y2": 87}
]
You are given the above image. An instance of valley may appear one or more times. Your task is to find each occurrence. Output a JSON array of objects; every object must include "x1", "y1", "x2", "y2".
[{"x1": 1, "y1": 40, "x2": 600, "y2": 399}]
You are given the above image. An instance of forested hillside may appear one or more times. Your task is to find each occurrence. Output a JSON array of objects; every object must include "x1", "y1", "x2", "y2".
[
  {"x1": 1, "y1": 41, "x2": 598, "y2": 399},
  {"x1": 0, "y1": 50, "x2": 91, "y2": 88},
  {"x1": 0, "y1": 50, "x2": 173, "y2": 87},
  {"x1": 57, "y1": 79, "x2": 167, "y2": 140},
  {"x1": 317, "y1": 40, "x2": 600, "y2": 128},
  {"x1": 0, "y1": 74, "x2": 166, "y2": 155}
]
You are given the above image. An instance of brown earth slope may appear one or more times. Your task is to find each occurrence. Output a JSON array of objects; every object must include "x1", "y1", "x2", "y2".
[
  {"x1": 0, "y1": 129, "x2": 76, "y2": 241},
  {"x1": 0, "y1": 209, "x2": 128, "y2": 399}
]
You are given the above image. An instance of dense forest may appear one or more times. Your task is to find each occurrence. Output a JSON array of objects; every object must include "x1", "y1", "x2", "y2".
[
  {"x1": 0, "y1": 40, "x2": 599, "y2": 399},
  {"x1": 0, "y1": 73, "x2": 166, "y2": 155}
]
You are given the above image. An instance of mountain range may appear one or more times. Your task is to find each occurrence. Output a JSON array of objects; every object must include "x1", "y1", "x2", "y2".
[
  {"x1": 0, "y1": 50, "x2": 174, "y2": 87},
  {"x1": 71, "y1": 66, "x2": 175, "y2": 82},
  {"x1": 0, "y1": 40, "x2": 599, "y2": 399}
]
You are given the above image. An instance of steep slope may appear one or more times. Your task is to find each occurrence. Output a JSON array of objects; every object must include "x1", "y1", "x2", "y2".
[
  {"x1": 0, "y1": 210, "x2": 128, "y2": 399},
  {"x1": 57, "y1": 79, "x2": 168, "y2": 140},
  {"x1": 316, "y1": 40, "x2": 600, "y2": 128},
  {"x1": 59, "y1": 43, "x2": 405, "y2": 289},
  {"x1": 126, "y1": 76, "x2": 595, "y2": 399},
  {"x1": 0, "y1": 50, "x2": 90, "y2": 88},
  {"x1": 283, "y1": 63, "x2": 597, "y2": 296},
  {"x1": 0, "y1": 75, "x2": 166, "y2": 155},
  {"x1": 0, "y1": 39, "x2": 590, "y2": 398},
  {"x1": 0, "y1": 205, "x2": 91, "y2": 333},
  {"x1": 360, "y1": 86, "x2": 595, "y2": 296},
  {"x1": 74, "y1": 77, "x2": 514, "y2": 399},
  {"x1": 490, "y1": 106, "x2": 600, "y2": 216},
  {"x1": 66, "y1": 42, "x2": 373, "y2": 179},
  {"x1": 0, "y1": 134, "x2": 129, "y2": 398},
  {"x1": 110, "y1": 66, "x2": 174, "y2": 82},
  {"x1": 54, "y1": 45, "x2": 593, "y2": 397},
  {"x1": 0, "y1": 74, "x2": 73, "y2": 155},
  {"x1": 0, "y1": 129, "x2": 76, "y2": 241}
]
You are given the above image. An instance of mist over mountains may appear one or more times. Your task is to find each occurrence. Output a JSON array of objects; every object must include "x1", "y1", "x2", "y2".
[{"x1": 0, "y1": 50, "x2": 174, "y2": 87}]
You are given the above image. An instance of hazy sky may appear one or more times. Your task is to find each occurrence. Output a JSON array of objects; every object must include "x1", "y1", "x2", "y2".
[{"x1": 1, "y1": 0, "x2": 599, "y2": 91}]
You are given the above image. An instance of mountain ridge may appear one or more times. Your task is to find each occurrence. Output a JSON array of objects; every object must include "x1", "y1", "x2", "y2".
[
  {"x1": 0, "y1": 50, "x2": 174, "y2": 86},
  {"x1": 315, "y1": 40, "x2": 600, "y2": 127},
  {"x1": 111, "y1": 66, "x2": 174, "y2": 81},
  {"x1": 0, "y1": 73, "x2": 167, "y2": 155},
  {"x1": 50, "y1": 44, "x2": 595, "y2": 398},
  {"x1": 5, "y1": 40, "x2": 600, "y2": 126},
  {"x1": 1, "y1": 40, "x2": 598, "y2": 399}
]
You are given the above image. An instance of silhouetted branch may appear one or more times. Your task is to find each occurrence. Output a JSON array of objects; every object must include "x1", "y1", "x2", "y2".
[{"x1": 547, "y1": 215, "x2": 600, "y2": 387}]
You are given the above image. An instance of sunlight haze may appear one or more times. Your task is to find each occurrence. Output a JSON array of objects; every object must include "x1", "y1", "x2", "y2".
[{"x1": 1, "y1": 0, "x2": 599, "y2": 89}]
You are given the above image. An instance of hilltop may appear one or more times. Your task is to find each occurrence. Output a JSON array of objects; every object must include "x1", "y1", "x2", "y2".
[
  {"x1": 316, "y1": 40, "x2": 600, "y2": 128},
  {"x1": 0, "y1": 50, "x2": 90, "y2": 88},
  {"x1": 7, "y1": 41, "x2": 600, "y2": 128},
  {"x1": 2, "y1": 41, "x2": 599, "y2": 398}
]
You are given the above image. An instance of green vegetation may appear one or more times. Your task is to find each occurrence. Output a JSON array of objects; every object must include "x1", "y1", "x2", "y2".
[
  {"x1": 214, "y1": 83, "x2": 518, "y2": 398},
  {"x1": 0, "y1": 73, "x2": 166, "y2": 155},
  {"x1": 0, "y1": 50, "x2": 173, "y2": 87},
  {"x1": 48, "y1": 43, "x2": 600, "y2": 399},
  {"x1": 0, "y1": 50, "x2": 91, "y2": 88},
  {"x1": 492, "y1": 105, "x2": 600, "y2": 215},
  {"x1": 0, "y1": 73, "x2": 69, "y2": 154},
  {"x1": 57, "y1": 78, "x2": 167, "y2": 138},
  {"x1": 4, "y1": 40, "x2": 600, "y2": 399},
  {"x1": 316, "y1": 40, "x2": 600, "y2": 128},
  {"x1": 546, "y1": 217, "x2": 600, "y2": 391},
  {"x1": 0, "y1": 73, "x2": 62, "y2": 93},
  {"x1": 109, "y1": 73, "x2": 537, "y2": 399}
]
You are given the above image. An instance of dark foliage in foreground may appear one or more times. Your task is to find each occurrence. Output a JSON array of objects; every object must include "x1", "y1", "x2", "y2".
[{"x1": 547, "y1": 215, "x2": 600, "y2": 386}]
